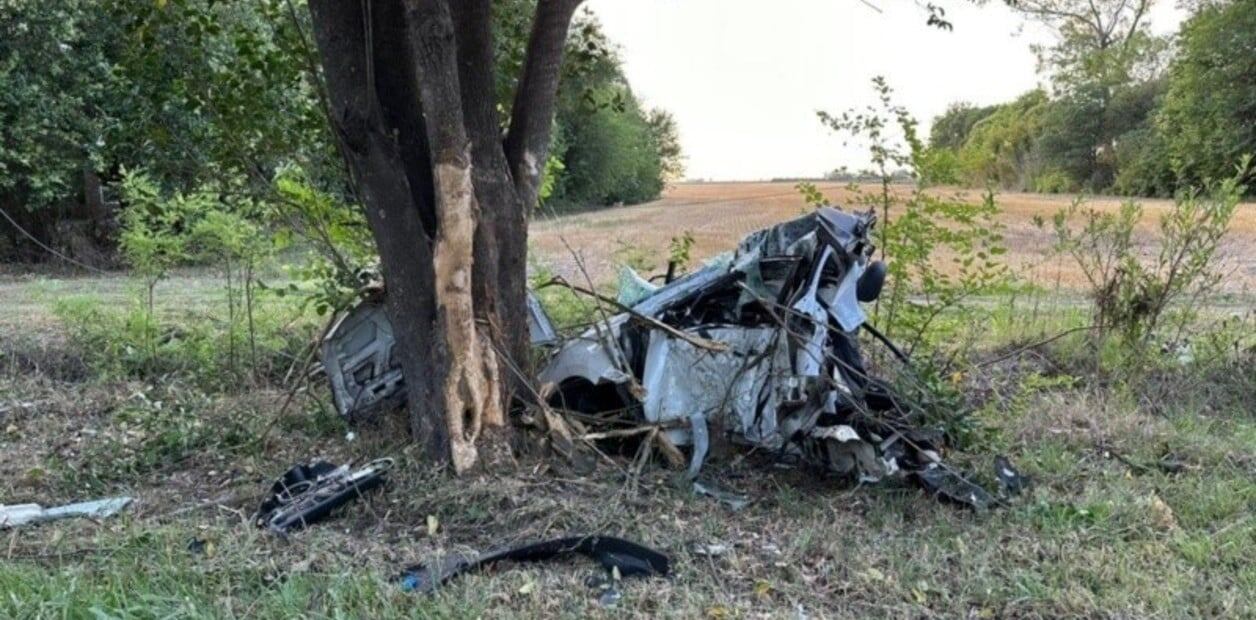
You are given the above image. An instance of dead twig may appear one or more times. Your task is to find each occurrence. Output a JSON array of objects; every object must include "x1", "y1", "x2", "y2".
[
  {"x1": 538, "y1": 276, "x2": 728, "y2": 352},
  {"x1": 975, "y1": 324, "x2": 1100, "y2": 368},
  {"x1": 579, "y1": 425, "x2": 673, "y2": 442},
  {"x1": 253, "y1": 314, "x2": 337, "y2": 447}
]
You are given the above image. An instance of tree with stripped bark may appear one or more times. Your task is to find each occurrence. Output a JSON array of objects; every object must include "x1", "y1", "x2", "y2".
[{"x1": 306, "y1": 0, "x2": 582, "y2": 472}]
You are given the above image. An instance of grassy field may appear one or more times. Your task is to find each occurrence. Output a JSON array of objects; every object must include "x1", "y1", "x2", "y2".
[{"x1": 1, "y1": 184, "x2": 1254, "y2": 618}]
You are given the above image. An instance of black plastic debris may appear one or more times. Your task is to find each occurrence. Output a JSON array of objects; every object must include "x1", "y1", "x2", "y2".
[
  {"x1": 399, "y1": 535, "x2": 670, "y2": 594},
  {"x1": 914, "y1": 464, "x2": 995, "y2": 511},
  {"x1": 994, "y1": 455, "x2": 1029, "y2": 497},
  {"x1": 254, "y1": 458, "x2": 393, "y2": 534},
  {"x1": 187, "y1": 537, "x2": 209, "y2": 555},
  {"x1": 1156, "y1": 453, "x2": 1187, "y2": 475}
]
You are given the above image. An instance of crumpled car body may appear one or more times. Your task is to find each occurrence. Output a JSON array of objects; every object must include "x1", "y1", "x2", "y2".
[
  {"x1": 541, "y1": 206, "x2": 986, "y2": 504},
  {"x1": 323, "y1": 206, "x2": 989, "y2": 506}
]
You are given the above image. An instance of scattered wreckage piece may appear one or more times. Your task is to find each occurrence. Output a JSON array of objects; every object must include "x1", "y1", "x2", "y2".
[
  {"x1": 254, "y1": 458, "x2": 393, "y2": 534},
  {"x1": 692, "y1": 481, "x2": 750, "y2": 512},
  {"x1": 321, "y1": 290, "x2": 558, "y2": 420},
  {"x1": 399, "y1": 535, "x2": 670, "y2": 594},
  {"x1": 994, "y1": 454, "x2": 1030, "y2": 497},
  {"x1": 915, "y1": 465, "x2": 996, "y2": 511},
  {"x1": 0, "y1": 496, "x2": 132, "y2": 528}
]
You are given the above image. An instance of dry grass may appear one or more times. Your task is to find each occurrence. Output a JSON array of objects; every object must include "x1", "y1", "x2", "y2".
[
  {"x1": 1, "y1": 271, "x2": 1253, "y2": 618},
  {"x1": 531, "y1": 182, "x2": 1256, "y2": 293},
  {"x1": 2, "y1": 184, "x2": 1255, "y2": 617}
]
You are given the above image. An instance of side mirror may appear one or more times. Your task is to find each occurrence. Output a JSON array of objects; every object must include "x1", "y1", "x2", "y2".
[{"x1": 857, "y1": 260, "x2": 886, "y2": 302}]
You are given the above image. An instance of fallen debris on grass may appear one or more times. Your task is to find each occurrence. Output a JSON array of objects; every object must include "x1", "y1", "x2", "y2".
[
  {"x1": 398, "y1": 535, "x2": 670, "y2": 594},
  {"x1": 692, "y1": 480, "x2": 750, "y2": 512},
  {"x1": 0, "y1": 496, "x2": 132, "y2": 528},
  {"x1": 994, "y1": 454, "x2": 1029, "y2": 497},
  {"x1": 254, "y1": 458, "x2": 393, "y2": 534}
]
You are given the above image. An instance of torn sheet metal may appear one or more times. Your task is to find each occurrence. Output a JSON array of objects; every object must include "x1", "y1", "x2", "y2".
[
  {"x1": 322, "y1": 204, "x2": 997, "y2": 506},
  {"x1": 0, "y1": 496, "x2": 132, "y2": 528},
  {"x1": 322, "y1": 291, "x2": 558, "y2": 419},
  {"x1": 637, "y1": 327, "x2": 791, "y2": 447},
  {"x1": 539, "y1": 205, "x2": 995, "y2": 504}
]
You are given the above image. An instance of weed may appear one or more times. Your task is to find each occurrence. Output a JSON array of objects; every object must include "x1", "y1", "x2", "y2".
[
  {"x1": 66, "y1": 385, "x2": 255, "y2": 487},
  {"x1": 52, "y1": 293, "x2": 313, "y2": 390},
  {"x1": 812, "y1": 77, "x2": 1009, "y2": 357}
]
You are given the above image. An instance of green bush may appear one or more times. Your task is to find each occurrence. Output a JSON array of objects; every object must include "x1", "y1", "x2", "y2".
[
  {"x1": 816, "y1": 77, "x2": 1009, "y2": 353},
  {"x1": 928, "y1": 102, "x2": 998, "y2": 150},
  {"x1": 917, "y1": 147, "x2": 963, "y2": 186},
  {"x1": 52, "y1": 294, "x2": 313, "y2": 390},
  {"x1": 1112, "y1": 125, "x2": 1177, "y2": 197},
  {"x1": 957, "y1": 90, "x2": 1049, "y2": 189},
  {"x1": 1033, "y1": 170, "x2": 1079, "y2": 194},
  {"x1": 1050, "y1": 161, "x2": 1247, "y2": 346},
  {"x1": 552, "y1": 85, "x2": 666, "y2": 206}
]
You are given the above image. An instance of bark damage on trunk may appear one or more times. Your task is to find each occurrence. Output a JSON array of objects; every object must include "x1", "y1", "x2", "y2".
[{"x1": 308, "y1": 0, "x2": 581, "y2": 472}]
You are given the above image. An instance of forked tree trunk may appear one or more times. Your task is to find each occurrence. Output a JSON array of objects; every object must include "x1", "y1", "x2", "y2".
[{"x1": 308, "y1": 0, "x2": 580, "y2": 472}]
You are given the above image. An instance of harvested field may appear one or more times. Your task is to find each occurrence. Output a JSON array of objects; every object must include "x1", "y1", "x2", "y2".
[{"x1": 531, "y1": 182, "x2": 1256, "y2": 294}]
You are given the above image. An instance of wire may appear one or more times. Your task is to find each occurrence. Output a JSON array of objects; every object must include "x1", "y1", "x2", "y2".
[{"x1": 0, "y1": 205, "x2": 112, "y2": 274}]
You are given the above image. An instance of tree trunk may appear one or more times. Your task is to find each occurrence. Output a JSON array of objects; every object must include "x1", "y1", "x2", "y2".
[
  {"x1": 308, "y1": 0, "x2": 581, "y2": 472},
  {"x1": 310, "y1": 0, "x2": 458, "y2": 466},
  {"x1": 450, "y1": 0, "x2": 531, "y2": 393},
  {"x1": 406, "y1": 0, "x2": 505, "y2": 471}
]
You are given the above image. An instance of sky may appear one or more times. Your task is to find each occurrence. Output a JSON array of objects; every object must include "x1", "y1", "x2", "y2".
[{"x1": 584, "y1": 0, "x2": 1185, "y2": 181}]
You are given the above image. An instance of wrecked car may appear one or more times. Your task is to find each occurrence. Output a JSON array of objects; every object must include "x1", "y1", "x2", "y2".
[{"x1": 323, "y1": 206, "x2": 992, "y2": 507}]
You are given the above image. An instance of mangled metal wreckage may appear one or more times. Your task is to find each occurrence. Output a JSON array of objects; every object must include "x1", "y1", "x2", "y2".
[{"x1": 323, "y1": 206, "x2": 994, "y2": 508}]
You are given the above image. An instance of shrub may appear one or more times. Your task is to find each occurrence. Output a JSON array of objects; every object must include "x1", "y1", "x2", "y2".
[
  {"x1": 957, "y1": 90, "x2": 1049, "y2": 189},
  {"x1": 1049, "y1": 158, "x2": 1248, "y2": 346},
  {"x1": 816, "y1": 77, "x2": 1009, "y2": 356},
  {"x1": 53, "y1": 294, "x2": 313, "y2": 390},
  {"x1": 1033, "y1": 170, "x2": 1078, "y2": 194},
  {"x1": 1158, "y1": 0, "x2": 1256, "y2": 193}
]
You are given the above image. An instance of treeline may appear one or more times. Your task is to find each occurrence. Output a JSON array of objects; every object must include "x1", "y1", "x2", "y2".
[
  {"x1": 0, "y1": 0, "x2": 681, "y2": 261},
  {"x1": 925, "y1": 0, "x2": 1254, "y2": 197}
]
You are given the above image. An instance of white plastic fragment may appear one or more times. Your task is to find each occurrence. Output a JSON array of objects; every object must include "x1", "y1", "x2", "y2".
[{"x1": 0, "y1": 496, "x2": 132, "y2": 528}]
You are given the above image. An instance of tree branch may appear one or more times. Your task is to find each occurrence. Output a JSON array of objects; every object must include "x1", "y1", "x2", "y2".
[
  {"x1": 503, "y1": 0, "x2": 584, "y2": 214},
  {"x1": 1122, "y1": 0, "x2": 1151, "y2": 49}
]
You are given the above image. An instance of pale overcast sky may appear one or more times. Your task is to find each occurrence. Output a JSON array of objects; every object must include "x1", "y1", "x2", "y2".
[{"x1": 584, "y1": 0, "x2": 1185, "y2": 181}]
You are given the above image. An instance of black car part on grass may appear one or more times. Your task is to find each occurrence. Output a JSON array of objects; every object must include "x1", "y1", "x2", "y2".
[
  {"x1": 254, "y1": 458, "x2": 394, "y2": 534},
  {"x1": 399, "y1": 535, "x2": 671, "y2": 593},
  {"x1": 994, "y1": 454, "x2": 1030, "y2": 497}
]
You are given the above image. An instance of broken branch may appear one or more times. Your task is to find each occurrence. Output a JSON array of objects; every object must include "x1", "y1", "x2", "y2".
[{"x1": 538, "y1": 276, "x2": 728, "y2": 352}]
